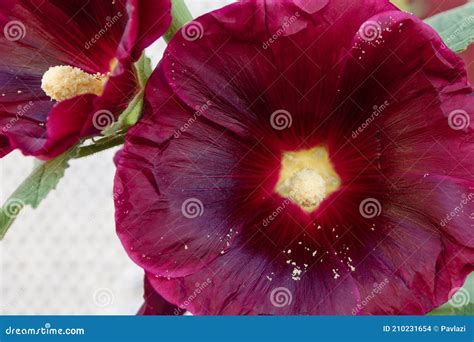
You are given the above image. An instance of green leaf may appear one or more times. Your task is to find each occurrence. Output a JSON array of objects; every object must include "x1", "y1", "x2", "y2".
[
  {"x1": 102, "y1": 54, "x2": 151, "y2": 137},
  {"x1": 390, "y1": 0, "x2": 412, "y2": 12},
  {"x1": 425, "y1": 2, "x2": 474, "y2": 53},
  {"x1": 135, "y1": 54, "x2": 153, "y2": 88},
  {"x1": 102, "y1": 91, "x2": 144, "y2": 136},
  {"x1": 164, "y1": 0, "x2": 193, "y2": 43},
  {"x1": 429, "y1": 303, "x2": 474, "y2": 316},
  {"x1": 0, "y1": 148, "x2": 76, "y2": 239},
  {"x1": 75, "y1": 134, "x2": 126, "y2": 159},
  {"x1": 428, "y1": 272, "x2": 474, "y2": 316}
]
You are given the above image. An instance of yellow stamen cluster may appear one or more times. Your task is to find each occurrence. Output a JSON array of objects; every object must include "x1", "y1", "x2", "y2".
[
  {"x1": 275, "y1": 146, "x2": 341, "y2": 212},
  {"x1": 41, "y1": 65, "x2": 106, "y2": 102}
]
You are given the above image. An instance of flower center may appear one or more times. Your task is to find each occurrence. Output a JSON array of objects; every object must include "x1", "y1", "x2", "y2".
[
  {"x1": 275, "y1": 146, "x2": 341, "y2": 212},
  {"x1": 41, "y1": 65, "x2": 107, "y2": 102}
]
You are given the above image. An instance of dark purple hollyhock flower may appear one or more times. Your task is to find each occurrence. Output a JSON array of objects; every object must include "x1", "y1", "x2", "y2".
[
  {"x1": 115, "y1": 0, "x2": 474, "y2": 315},
  {"x1": 0, "y1": 0, "x2": 171, "y2": 159}
]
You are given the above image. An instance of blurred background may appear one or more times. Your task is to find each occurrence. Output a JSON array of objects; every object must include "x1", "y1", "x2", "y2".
[{"x1": 0, "y1": 0, "x2": 472, "y2": 315}]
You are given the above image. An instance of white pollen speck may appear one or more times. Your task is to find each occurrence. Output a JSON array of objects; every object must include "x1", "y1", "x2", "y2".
[
  {"x1": 312, "y1": 251, "x2": 317, "y2": 257},
  {"x1": 332, "y1": 269, "x2": 340, "y2": 279},
  {"x1": 184, "y1": 245, "x2": 188, "y2": 250},
  {"x1": 287, "y1": 249, "x2": 292, "y2": 254},
  {"x1": 292, "y1": 266, "x2": 302, "y2": 281}
]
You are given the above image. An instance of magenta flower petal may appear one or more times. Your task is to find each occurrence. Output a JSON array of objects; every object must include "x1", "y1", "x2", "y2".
[
  {"x1": 123, "y1": 0, "x2": 172, "y2": 60},
  {"x1": 138, "y1": 275, "x2": 184, "y2": 315},
  {"x1": 0, "y1": 0, "x2": 171, "y2": 159},
  {"x1": 115, "y1": 0, "x2": 474, "y2": 315},
  {"x1": 0, "y1": 136, "x2": 12, "y2": 157},
  {"x1": 115, "y1": 69, "x2": 251, "y2": 278},
  {"x1": 2, "y1": 94, "x2": 93, "y2": 158},
  {"x1": 41, "y1": 95, "x2": 97, "y2": 158}
]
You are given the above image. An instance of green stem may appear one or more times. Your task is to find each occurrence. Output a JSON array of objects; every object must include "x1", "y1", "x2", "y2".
[
  {"x1": 164, "y1": 0, "x2": 193, "y2": 43},
  {"x1": 75, "y1": 135, "x2": 126, "y2": 159}
]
